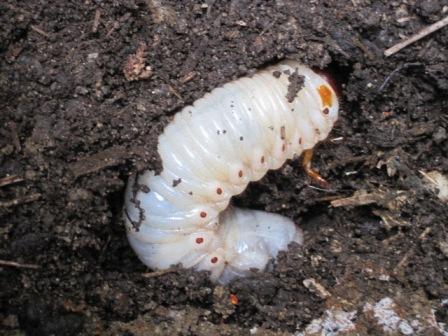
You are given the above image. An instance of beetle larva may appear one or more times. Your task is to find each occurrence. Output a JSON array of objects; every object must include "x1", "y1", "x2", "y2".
[{"x1": 124, "y1": 60, "x2": 339, "y2": 284}]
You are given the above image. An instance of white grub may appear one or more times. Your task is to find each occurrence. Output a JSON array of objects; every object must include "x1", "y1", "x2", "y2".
[{"x1": 124, "y1": 61, "x2": 339, "y2": 283}]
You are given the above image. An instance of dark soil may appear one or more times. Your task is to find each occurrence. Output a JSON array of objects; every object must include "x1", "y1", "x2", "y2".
[{"x1": 1, "y1": 0, "x2": 447, "y2": 335}]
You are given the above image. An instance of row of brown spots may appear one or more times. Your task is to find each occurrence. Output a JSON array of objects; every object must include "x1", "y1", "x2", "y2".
[
  {"x1": 196, "y1": 237, "x2": 204, "y2": 244},
  {"x1": 200, "y1": 211, "x2": 207, "y2": 218},
  {"x1": 211, "y1": 257, "x2": 218, "y2": 264},
  {"x1": 216, "y1": 187, "x2": 223, "y2": 195}
]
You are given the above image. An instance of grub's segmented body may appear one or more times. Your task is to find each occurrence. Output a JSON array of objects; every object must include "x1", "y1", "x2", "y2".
[{"x1": 124, "y1": 60, "x2": 339, "y2": 283}]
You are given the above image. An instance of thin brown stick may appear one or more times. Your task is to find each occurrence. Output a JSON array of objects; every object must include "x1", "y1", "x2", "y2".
[
  {"x1": 331, "y1": 191, "x2": 382, "y2": 207},
  {"x1": 385, "y1": 16, "x2": 448, "y2": 57},
  {"x1": 393, "y1": 248, "x2": 415, "y2": 275},
  {"x1": 179, "y1": 71, "x2": 196, "y2": 84},
  {"x1": 141, "y1": 268, "x2": 176, "y2": 278},
  {"x1": 0, "y1": 259, "x2": 40, "y2": 269},
  {"x1": 419, "y1": 227, "x2": 432, "y2": 240},
  {"x1": 0, "y1": 175, "x2": 23, "y2": 188},
  {"x1": 313, "y1": 195, "x2": 347, "y2": 202},
  {"x1": 69, "y1": 146, "x2": 130, "y2": 178},
  {"x1": 0, "y1": 193, "x2": 41, "y2": 208},
  {"x1": 8, "y1": 121, "x2": 21, "y2": 152},
  {"x1": 168, "y1": 85, "x2": 183, "y2": 100},
  {"x1": 30, "y1": 25, "x2": 50, "y2": 38}
]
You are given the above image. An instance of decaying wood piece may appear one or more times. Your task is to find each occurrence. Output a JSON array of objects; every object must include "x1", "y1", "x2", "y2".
[
  {"x1": 123, "y1": 43, "x2": 153, "y2": 81},
  {"x1": 331, "y1": 189, "x2": 407, "y2": 210}
]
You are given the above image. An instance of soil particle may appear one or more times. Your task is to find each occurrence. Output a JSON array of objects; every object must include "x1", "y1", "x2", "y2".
[
  {"x1": 285, "y1": 68, "x2": 305, "y2": 103},
  {"x1": 1, "y1": 0, "x2": 448, "y2": 335}
]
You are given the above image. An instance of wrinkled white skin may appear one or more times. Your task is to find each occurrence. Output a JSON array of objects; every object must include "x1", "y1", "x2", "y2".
[{"x1": 124, "y1": 60, "x2": 339, "y2": 284}]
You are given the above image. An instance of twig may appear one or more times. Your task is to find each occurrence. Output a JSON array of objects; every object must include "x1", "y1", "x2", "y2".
[
  {"x1": 378, "y1": 63, "x2": 421, "y2": 92},
  {"x1": 314, "y1": 195, "x2": 347, "y2": 202},
  {"x1": 30, "y1": 25, "x2": 50, "y2": 38},
  {"x1": 393, "y1": 248, "x2": 415, "y2": 275},
  {"x1": 179, "y1": 71, "x2": 196, "y2": 84},
  {"x1": 0, "y1": 259, "x2": 40, "y2": 269},
  {"x1": 352, "y1": 36, "x2": 375, "y2": 60},
  {"x1": 92, "y1": 9, "x2": 101, "y2": 33},
  {"x1": 331, "y1": 190, "x2": 383, "y2": 207},
  {"x1": 106, "y1": 21, "x2": 119, "y2": 37},
  {"x1": 8, "y1": 121, "x2": 21, "y2": 152},
  {"x1": 141, "y1": 268, "x2": 176, "y2": 278},
  {"x1": 419, "y1": 170, "x2": 437, "y2": 184},
  {"x1": 69, "y1": 146, "x2": 138, "y2": 178},
  {"x1": 0, "y1": 193, "x2": 41, "y2": 208},
  {"x1": 419, "y1": 227, "x2": 432, "y2": 240},
  {"x1": 384, "y1": 16, "x2": 448, "y2": 57},
  {"x1": 168, "y1": 85, "x2": 183, "y2": 100},
  {"x1": 69, "y1": 145, "x2": 148, "y2": 178},
  {"x1": 0, "y1": 175, "x2": 23, "y2": 188},
  {"x1": 307, "y1": 185, "x2": 333, "y2": 192}
]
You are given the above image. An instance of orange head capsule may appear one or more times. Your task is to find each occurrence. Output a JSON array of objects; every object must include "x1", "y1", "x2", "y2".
[
  {"x1": 317, "y1": 85, "x2": 333, "y2": 107},
  {"x1": 312, "y1": 67, "x2": 341, "y2": 99}
]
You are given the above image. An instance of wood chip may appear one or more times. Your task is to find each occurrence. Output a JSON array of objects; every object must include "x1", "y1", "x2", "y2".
[
  {"x1": 331, "y1": 190, "x2": 385, "y2": 207},
  {"x1": 92, "y1": 9, "x2": 101, "y2": 33},
  {"x1": 331, "y1": 189, "x2": 407, "y2": 210},
  {"x1": 69, "y1": 146, "x2": 139, "y2": 178},
  {"x1": 303, "y1": 278, "x2": 332, "y2": 299},
  {"x1": 30, "y1": 25, "x2": 50, "y2": 38},
  {"x1": 123, "y1": 43, "x2": 153, "y2": 81}
]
